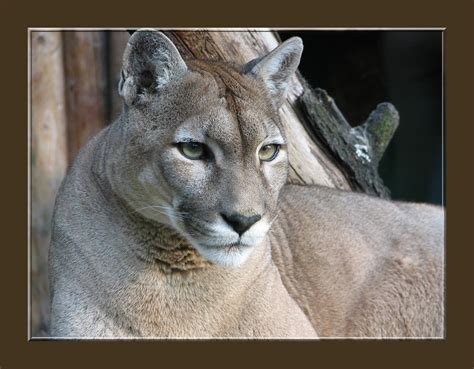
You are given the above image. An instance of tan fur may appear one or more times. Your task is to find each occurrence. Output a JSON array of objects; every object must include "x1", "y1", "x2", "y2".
[
  {"x1": 271, "y1": 185, "x2": 443, "y2": 337},
  {"x1": 49, "y1": 30, "x2": 443, "y2": 338}
]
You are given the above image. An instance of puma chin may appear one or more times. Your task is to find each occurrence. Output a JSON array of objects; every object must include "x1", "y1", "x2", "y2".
[{"x1": 169, "y1": 208, "x2": 273, "y2": 267}]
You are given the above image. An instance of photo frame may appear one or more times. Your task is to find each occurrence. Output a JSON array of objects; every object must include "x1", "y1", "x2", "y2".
[{"x1": 1, "y1": 1, "x2": 472, "y2": 368}]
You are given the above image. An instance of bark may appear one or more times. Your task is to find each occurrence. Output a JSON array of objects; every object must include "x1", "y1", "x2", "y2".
[
  {"x1": 63, "y1": 31, "x2": 108, "y2": 164},
  {"x1": 31, "y1": 31, "x2": 68, "y2": 336}
]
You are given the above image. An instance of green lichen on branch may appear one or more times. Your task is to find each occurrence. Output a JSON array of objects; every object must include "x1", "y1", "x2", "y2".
[
  {"x1": 297, "y1": 78, "x2": 399, "y2": 199},
  {"x1": 351, "y1": 103, "x2": 399, "y2": 166}
]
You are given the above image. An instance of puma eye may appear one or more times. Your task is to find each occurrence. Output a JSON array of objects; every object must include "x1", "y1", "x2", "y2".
[
  {"x1": 178, "y1": 142, "x2": 206, "y2": 160},
  {"x1": 258, "y1": 144, "x2": 280, "y2": 162}
]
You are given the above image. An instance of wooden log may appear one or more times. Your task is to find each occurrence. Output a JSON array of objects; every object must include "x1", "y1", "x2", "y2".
[
  {"x1": 298, "y1": 80, "x2": 398, "y2": 198},
  {"x1": 63, "y1": 31, "x2": 108, "y2": 165},
  {"x1": 31, "y1": 31, "x2": 68, "y2": 336}
]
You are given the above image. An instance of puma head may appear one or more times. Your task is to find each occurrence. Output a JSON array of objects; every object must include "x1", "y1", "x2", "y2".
[{"x1": 111, "y1": 29, "x2": 303, "y2": 267}]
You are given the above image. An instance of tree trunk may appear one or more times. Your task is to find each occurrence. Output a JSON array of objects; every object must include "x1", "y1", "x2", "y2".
[
  {"x1": 31, "y1": 31, "x2": 68, "y2": 336},
  {"x1": 62, "y1": 31, "x2": 108, "y2": 163}
]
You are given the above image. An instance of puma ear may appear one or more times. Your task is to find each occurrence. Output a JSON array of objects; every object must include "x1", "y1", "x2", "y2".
[
  {"x1": 245, "y1": 37, "x2": 303, "y2": 108},
  {"x1": 118, "y1": 29, "x2": 187, "y2": 106}
]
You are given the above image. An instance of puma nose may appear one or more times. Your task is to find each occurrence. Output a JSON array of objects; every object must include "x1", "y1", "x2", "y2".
[{"x1": 221, "y1": 213, "x2": 262, "y2": 235}]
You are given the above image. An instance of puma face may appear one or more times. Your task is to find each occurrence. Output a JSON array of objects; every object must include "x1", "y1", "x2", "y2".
[{"x1": 114, "y1": 30, "x2": 303, "y2": 267}]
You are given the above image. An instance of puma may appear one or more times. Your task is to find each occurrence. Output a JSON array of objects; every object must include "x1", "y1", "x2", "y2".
[{"x1": 49, "y1": 30, "x2": 444, "y2": 338}]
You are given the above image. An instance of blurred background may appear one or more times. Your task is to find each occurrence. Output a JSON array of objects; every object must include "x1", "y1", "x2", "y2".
[{"x1": 30, "y1": 30, "x2": 443, "y2": 336}]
